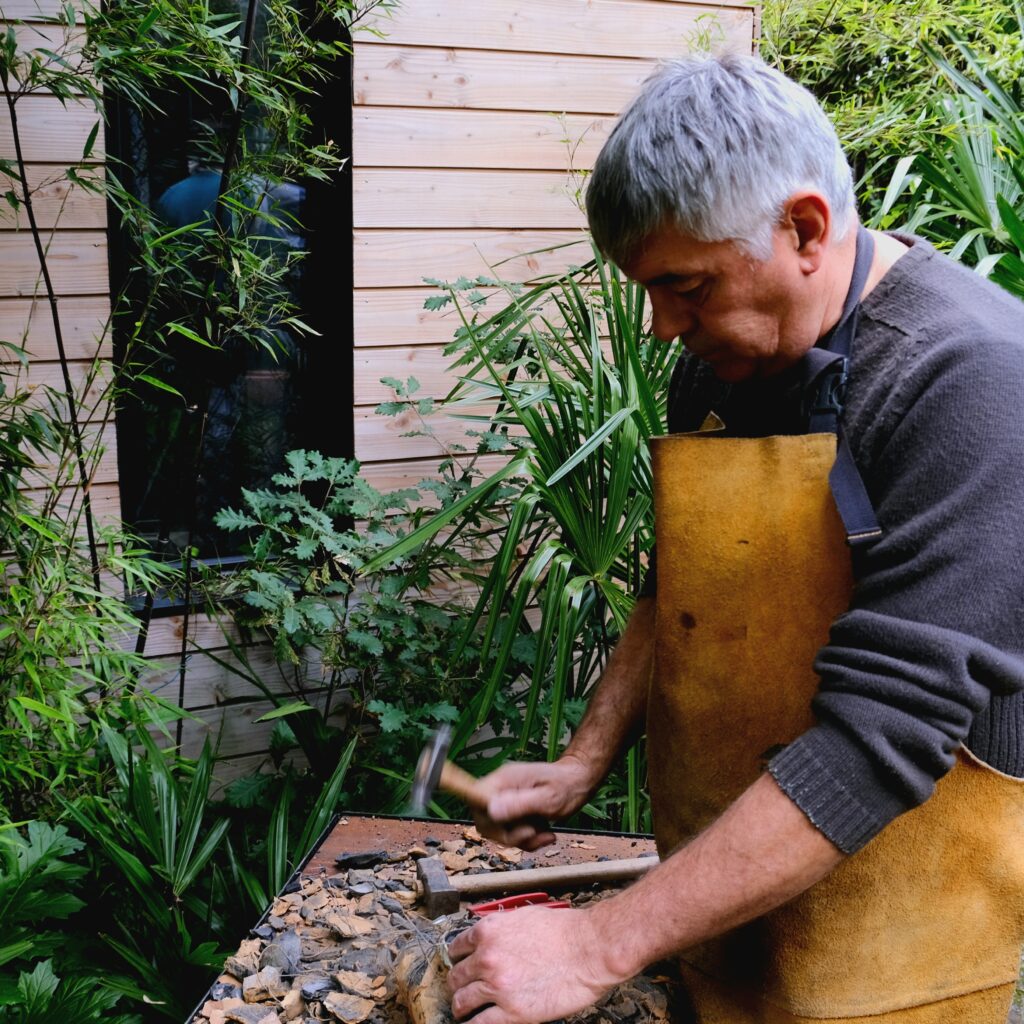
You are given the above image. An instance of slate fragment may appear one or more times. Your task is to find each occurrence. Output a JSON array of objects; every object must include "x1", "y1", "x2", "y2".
[
  {"x1": 333, "y1": 970, "x2": 386, "y2": 1000},
  {"x1": 326, "y1": 912, "x2": 376, "y2": 938},
  {"x1": 323, "y1": 991, "x2": 376, "y2": 1023},
  {"x1": 224, "y1": 1005, "x2": 281, "y2": 1024},
  {"x1": 242, "y1": 965, "x2": 289, "y2": 1002},
  {"x1": 335, "y1": 850, "x2": 387, "y2": 870},
  {"x1": 259, "y1": 929, "x2": 302, "y2": 973},
  {"x1": 225, "y1": 938, "x2": 262, "y2": 980}
]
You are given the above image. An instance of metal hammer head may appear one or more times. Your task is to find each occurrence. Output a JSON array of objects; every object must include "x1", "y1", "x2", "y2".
[
  {"x1": 416, "y1": 854, "x2": 460, "y2": 918},
  {"x1": 410, "y1": 724, "x2": 452, "y2": 815}
]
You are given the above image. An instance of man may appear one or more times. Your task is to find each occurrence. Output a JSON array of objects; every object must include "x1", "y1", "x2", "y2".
[{"x1": 446, "y1": 54, "x2": 1024, "y2": 1024}]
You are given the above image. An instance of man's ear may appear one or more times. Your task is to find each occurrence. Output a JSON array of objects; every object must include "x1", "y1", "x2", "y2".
[{"x1": 780, "y1": 192, "x2": 831, "y2": 275}]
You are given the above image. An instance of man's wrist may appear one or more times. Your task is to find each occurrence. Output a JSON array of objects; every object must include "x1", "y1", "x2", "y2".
[
  {"x1": 559, "y1": 746, "x2": 607, "y2": 792},
  {"x1": 585, "y1": 891, "x2": 649, "y2": 982}
]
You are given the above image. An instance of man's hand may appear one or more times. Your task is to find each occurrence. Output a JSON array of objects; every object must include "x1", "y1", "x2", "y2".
[
  {"x1": 447, "y1": 906, "x2": 623, "y2": 1024},
  {"x1": 472, "y1": 754, "x2": 597, "y2": 850}
]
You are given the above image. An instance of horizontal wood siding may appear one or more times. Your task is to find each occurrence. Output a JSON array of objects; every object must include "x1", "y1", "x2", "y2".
[
  {"x1": 0, "y1": 0, "x2": 116, "y2": 519},
  {"x1": 353, "y1": 109, "x2": 612, "y2": 169},
  {"x1": 360, "y1": 0, "x2": 754, "y2": 59},
  {"x1": 0, "y1": 96, "x2": 103, "y2": 161},
  {"x1": 0, "y1": 232, "x2": 110, "y2": 294},
  {"x1": 0, "y1": 165, "x2": 107, "y2": 229},
  {"x1": 351, "y1": 0, "x2": 756, "y2": 491},
  {"x1": 0, "y1": 295, "x2": 111, "y2": 361}
]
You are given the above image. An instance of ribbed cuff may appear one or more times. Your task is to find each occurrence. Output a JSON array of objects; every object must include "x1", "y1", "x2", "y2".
[
  {"x1": 768, "y1": 730, "x2": 890, "y2": 855},
  {"x1": 966, "y1": 693, "x2": 1024, "y2": 777}
]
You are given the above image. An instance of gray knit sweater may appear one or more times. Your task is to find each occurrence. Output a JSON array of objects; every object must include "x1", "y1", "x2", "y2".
[{"x1": 646, "y1": 235, "x2": 1024, "y2": 854}]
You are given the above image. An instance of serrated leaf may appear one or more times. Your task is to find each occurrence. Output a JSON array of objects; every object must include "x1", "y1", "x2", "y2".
[
  {"x1": 367, "y1": 701, "x2": 407, "y2": 733},
  {"x1": 269, "y1": 720, "x2": 297, "y2": 756},
  {"x1": 346, "y1": 629, "x2": 384, "y2": 656},
  {"x1": 425, "y1": 702, "x2": 459, "y2": 723},
  {"x1": 223, "y1": 773, "x2": 271, "y2": 809},
  {"x1": 292, "y1": 537, "x2": 317, "y2": 559},
  {"x1": 281, "y1": 606, "x2": 302, "y2": 634},
  {"x1": 17, "y1": 959, "x2": 60, "y2": 1009}
]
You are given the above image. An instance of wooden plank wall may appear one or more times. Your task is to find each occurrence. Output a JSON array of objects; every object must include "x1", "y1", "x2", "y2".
[
  {"x1": 0, "y1": 5, "x2": 118, "y2": 524},
  {"x1": 352, "y1": 0, "x2": 757, "y2": 495}
]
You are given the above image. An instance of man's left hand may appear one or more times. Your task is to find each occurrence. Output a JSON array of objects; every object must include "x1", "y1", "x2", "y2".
[{"x1": 447, "y1": 906, "x2": 625, "y2": 1024}]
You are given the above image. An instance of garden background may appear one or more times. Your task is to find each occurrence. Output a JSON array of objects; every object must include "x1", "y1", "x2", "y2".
[{"x1": 1, "y1": 0, "x2": 1023, "y2": 1019}]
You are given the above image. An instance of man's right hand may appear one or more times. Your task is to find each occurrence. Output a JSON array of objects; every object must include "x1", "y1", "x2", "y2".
[{"x1": 473, "y1": 754, "x2": 598, "y2": 851}]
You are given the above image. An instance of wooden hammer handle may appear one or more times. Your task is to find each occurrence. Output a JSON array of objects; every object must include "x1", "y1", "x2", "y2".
[
  {"x1": 438, "y1": 761, "x2": 491, "y2": 810},
  {"x1": 437, "y1": 761, "x2": 552, "y2": 837},
  {"x1": 449, "y1": 855, "x2": 658, "y2": 896}
]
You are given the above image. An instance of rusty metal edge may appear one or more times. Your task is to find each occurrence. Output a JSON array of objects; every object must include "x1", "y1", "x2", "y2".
[{"x1": 319, "y1": 808, "x2": 654, "y2": 840}]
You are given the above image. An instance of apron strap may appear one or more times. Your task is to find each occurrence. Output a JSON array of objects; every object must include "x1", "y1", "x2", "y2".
[{"x1": 802, "y1": 226, "x2": 883, "y2": 548}]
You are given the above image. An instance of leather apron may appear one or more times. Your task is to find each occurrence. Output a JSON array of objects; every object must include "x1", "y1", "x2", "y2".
[{"x1": 645, "y1": 240, "x2": 1024, "y2": 1022}]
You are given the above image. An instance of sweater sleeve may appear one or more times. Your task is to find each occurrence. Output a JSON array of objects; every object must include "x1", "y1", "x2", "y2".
[{"x1": 769, "y1": 323, "x2": 1024, "y2": 854}]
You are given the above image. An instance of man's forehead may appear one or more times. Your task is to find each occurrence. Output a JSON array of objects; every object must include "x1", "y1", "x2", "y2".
[{"x1": 625, "y1": 231, "x2": 727, "y2": 282}]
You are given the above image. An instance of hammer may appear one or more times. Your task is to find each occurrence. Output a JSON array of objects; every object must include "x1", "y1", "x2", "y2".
[
  {"x1": 410, "y1": 725, "x2": 491, "y2": 816},
  {"x1": 415, "y1": 852, "x2": 659, "y2": 918}
]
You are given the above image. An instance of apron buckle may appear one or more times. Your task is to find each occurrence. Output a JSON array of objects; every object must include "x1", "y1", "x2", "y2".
[{"x1": 805, "y1": 356, "x2": 849, "y2": 426}]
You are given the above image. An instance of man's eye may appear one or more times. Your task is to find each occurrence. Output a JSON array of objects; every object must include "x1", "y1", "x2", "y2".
[{"x1": 674, "y1": 281, "x2": 706, "y2": 301}]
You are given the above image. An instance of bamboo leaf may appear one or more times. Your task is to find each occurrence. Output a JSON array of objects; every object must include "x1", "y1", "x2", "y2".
[
  {"x1": 137, "y1": 374, "x2": 183, "y2": 398},
  {"x1": 254, "y1": 701, "x2": 318, "y2": 723}
]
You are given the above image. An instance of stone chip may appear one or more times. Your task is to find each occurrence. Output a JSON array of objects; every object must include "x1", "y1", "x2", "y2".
[
  {"x1": 322, "y1": 991, "x2": 376, "y2": 1023},
  {"x1": 333, "y1": 970, "x2": 385, "y2": 1000},
  {"x1": 325, "y1": 912, "x2": 375, "y2": 938},
  {"x1": 242, "y1": 966, "x2": 289, "y2": 1003},
  {"x1": 224, "y1": 1006, "x2": 281, "y2": 1024},
  {"x1": 259, "y1": 929, "x2": 302, "y2": 973},
  {"x1": 225, "y1": 938, "x2": 263, "y2": 981}
]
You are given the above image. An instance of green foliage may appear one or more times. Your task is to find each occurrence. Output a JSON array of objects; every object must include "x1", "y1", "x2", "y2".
[
  {"x1": 872, "y1": 30, "x2": 1024, "y2": 298},
  {"x1": 1, "y1": 3, "x2": 395, "y2": 1015},
  {"x1": 0, "y1": 363, "x2": 181, "y2": 822},
  {"x1": 0, "y1": 823, "x2": 85, "y2": 976},
  {"x1": 63, "y1": 733, "x2": 232, "y2": 1018},
  {"x1": 211, "y1": 449, "x2": 484, "y2": 804},
  {"x1": 760, "y1": 0, "x2": 1024, "y2": 205},
  {"x1": 0, "y1": 823, "x2": 138, "y2": 1023},
  {"x1": 0, "y1": 960, "x2": 134, "y2": 1024}
]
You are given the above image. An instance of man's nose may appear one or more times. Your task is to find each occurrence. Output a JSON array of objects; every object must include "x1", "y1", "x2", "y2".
[{"x1": 650, "y1": 295, "x2": 695, "y2": 343}]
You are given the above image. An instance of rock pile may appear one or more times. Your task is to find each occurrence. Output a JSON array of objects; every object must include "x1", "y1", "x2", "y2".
[{"x1": 191, "y1": 827, "x2": 674, "y2": 1024}]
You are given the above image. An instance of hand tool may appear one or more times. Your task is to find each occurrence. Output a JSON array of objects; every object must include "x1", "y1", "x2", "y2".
[
  {"x1": 410, "y1": 725, "x2": 492, "y2": 815},
  {"x1": 409, "y1": 726, "x2": 551, "y2": 843},
  {"x1": 470, "y1": 893, "x2": 571, "y2": 915},
  {"x1": 415, "y1": 852, "x2": 659, "y2": 918}
]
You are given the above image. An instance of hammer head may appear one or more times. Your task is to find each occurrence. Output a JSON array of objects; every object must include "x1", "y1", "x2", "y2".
[
  {"x1": 410, "y1": 724, "x2": 452, "y2": 815},
  {"x1": 416, "y1": 854, "x2": 459, "y2": 918}
]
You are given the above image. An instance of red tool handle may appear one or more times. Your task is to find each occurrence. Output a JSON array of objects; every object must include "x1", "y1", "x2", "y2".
[{"x1": 470, "y1": 892, "x2": 571, "y2": 916}]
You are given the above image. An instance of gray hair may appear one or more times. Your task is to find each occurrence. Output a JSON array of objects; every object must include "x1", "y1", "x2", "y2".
[{"x1": 586, "y1": 54, "x2": 856, "y2": 264}]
